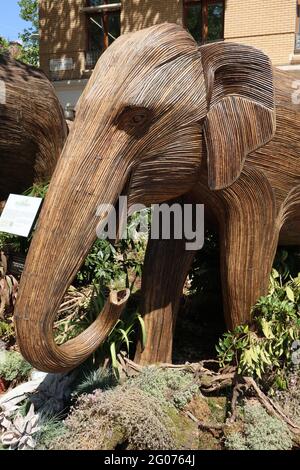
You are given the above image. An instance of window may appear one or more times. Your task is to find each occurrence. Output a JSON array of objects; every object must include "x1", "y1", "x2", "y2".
[
  {"x1": 184, "y1": 0, "x2": 225, "y2": 44},
  {"x1": 296, "y1": 0, "x2": 300, "y2": 51},
  {"x1": 85, "y1": 0, "x2": 121, "y2": 68}
]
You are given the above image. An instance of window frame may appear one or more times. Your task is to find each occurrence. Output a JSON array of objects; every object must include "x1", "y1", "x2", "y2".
[
  {"x1": 86, "y1": 1, "x2": 120, "y2": 55},
  {"x1": 183, "y1": 0, "x2": 225, "y2": 44}
]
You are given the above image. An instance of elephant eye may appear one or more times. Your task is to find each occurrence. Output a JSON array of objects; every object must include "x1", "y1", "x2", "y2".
[
  {"x1": 116, "y1": 106, "x2": 153, "y2": 137},
  {"x1": 132, "y1": 113, "x2": 147, "y2": 124}
]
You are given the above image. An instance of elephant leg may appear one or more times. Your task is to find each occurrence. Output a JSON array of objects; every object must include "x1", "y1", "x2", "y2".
[
  {"x1": 135, "y1": 236, "x2": 196, "y2": 365},
  {"x1": 217, "y1": 168, "x2": 280, "y2": 328}
]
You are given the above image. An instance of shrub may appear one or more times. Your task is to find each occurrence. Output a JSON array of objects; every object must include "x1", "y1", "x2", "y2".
[
  {"x1": 36, "y1": 417, "x2": 67, "y2": 451},
  {"x1": 0, "y1": 320, "x2": 14, "y2": 343},
  {"x1": 225, "y1": 431, "x2": 248, "y2": 451},
  {"x1": 47, "y1": 367, "x2": 200, "y2": 451},
  {"x1": 225, "y1": 401, "x2": 293, "y2": 450},
  {"x1": 51, "y1": 387, "x2": 175, "y2": 450},
  {"x1": 131, "y1": 367, "x2": 199, "y2": 410},
  {"x1": 217, "y1": 271, "x2": 300, "y2": 383},
  {"x1": 273, "y1": 368, "x2": 300, "y2": 426},
  {"x1": 0, "y1": 351, "x2": 32, "y2": 383},
  {"x1": 75, "y1": 211, "x2": 148, "y2": 289},
  {"x1": 74, "y1": 367, "x2": 118, "y2": 396}
]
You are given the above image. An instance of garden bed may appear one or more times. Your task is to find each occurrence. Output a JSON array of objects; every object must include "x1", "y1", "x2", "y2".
[{"x1": 1, "y1": 220, "x2": 300, "y2": 450}]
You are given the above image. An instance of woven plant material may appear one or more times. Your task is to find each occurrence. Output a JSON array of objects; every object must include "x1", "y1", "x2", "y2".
[
  {"x1": 0, "y1": 55, "x2": 68, "y2": 200},
  {"x1": 0, "y1": 252, "x2": 18, "y2": 319},
  {"x1": 14, "y1": 24, "x2": 300, "y2": 372}
]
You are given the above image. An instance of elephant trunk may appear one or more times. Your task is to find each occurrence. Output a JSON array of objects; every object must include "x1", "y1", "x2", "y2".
[{"x1": 14, "y1": 137, "x2": 131, "y2": 373}]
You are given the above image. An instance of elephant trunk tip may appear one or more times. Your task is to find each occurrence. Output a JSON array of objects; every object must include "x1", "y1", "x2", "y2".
[
  {"x1": 15, "y1": 287, "x2": 131, "y2": 374},
  {"x1": 111, "y1": 289, "x2": 130, "y2": 305}
]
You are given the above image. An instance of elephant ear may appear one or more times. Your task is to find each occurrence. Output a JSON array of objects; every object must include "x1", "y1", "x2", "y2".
[{"x1": 201, "y1": 42, "x2": 276, "y2": 190}]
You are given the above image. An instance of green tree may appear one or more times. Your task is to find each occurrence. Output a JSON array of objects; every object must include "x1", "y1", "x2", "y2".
[
  {"x1": 18, "y1": 0, "x2": 39, "y2": 28},
  {"x1": 0, "y1": 37, "x2": 9, "y2": 55},
  {"x1": 18, "y1": 0, "x2": 39, "y2": 66}
]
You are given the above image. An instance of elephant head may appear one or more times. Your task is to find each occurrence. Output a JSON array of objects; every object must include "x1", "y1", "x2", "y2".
[{"x1": 14, "y1": 24, "x2": 276, "y2": 372}]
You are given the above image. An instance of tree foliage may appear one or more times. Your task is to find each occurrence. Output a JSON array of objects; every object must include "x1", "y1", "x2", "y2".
[
  {"x1": 0, "y1": 37, "x2": 10, "y2": 58},
  {"x1": 18, "y1": 0, "x2": 39, "y2": 29},
  {"x1": 0, "y1": 1, "x2": 39, "y2": 66},
  {"x1": 217, "y1": 270, "x2": 300, "y2": 387},
  {"x1": 17, "y1": 0, "x2": 39, "y2": 66}
]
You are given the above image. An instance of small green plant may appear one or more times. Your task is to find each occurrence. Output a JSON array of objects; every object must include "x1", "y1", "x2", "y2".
[
  {"x1": 23, "y1": 183, "x2": 50, "y2": 199},
  {"x1": 225, "y1": 401, "x2": 292, "y2": 450},
  {"x1": 74, "y1": 367, "x2": 118, "y2": 396},
  {"x1": 106, "y1": 310, "x2": 146, "y2": 376},
  {"x1": 217, "y1": 271, "x2": 300, "y2": 382},
  {"x1": 76, "y1": 240, "x2": 122, "y2": 287},
  {"x1": 36, "y1": 416, "x2": 67, "y2": 451},
  {"x1": 130, "y1": 367, "x2": 199, "y2": 410},
  {"x1": 0, "y1": 231, "x2": 24, "y2": 254},
  {"x1": 0, "y1": 351, "x2": 32, "y2": 383},
  {"x1": 75, "y1": 216, "x2": 147, "y2": 289},
  {"x1": 84, "y1": 283, "x2": 146, "y2": 376},
  {"x1": 0, "y1": 37, "x2": 10, "y2": 55},
  {"x1": 0, "y1": 320, "x2": 14, "y2": 343}
]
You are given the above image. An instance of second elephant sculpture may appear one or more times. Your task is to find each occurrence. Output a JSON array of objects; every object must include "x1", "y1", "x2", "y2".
[
  {"x1": 0, "y1": 55, "x2": 67, "y2": 200},
  {"x1": 14, "y1": 24, "x2": 300, "y2": 372}
]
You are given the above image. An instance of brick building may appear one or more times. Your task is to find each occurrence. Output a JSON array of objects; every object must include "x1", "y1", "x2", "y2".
[{"x1": 39, "y1": 0, "x2": 300, "y2": 114}]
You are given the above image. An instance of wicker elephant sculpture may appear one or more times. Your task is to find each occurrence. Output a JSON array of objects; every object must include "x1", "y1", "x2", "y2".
[
  {"x1": 14, "y1": 24, "x2": 300, "y2": 372},
  {"x1": 0, "y1": 55, "x2": 67, "y2": 201}
]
